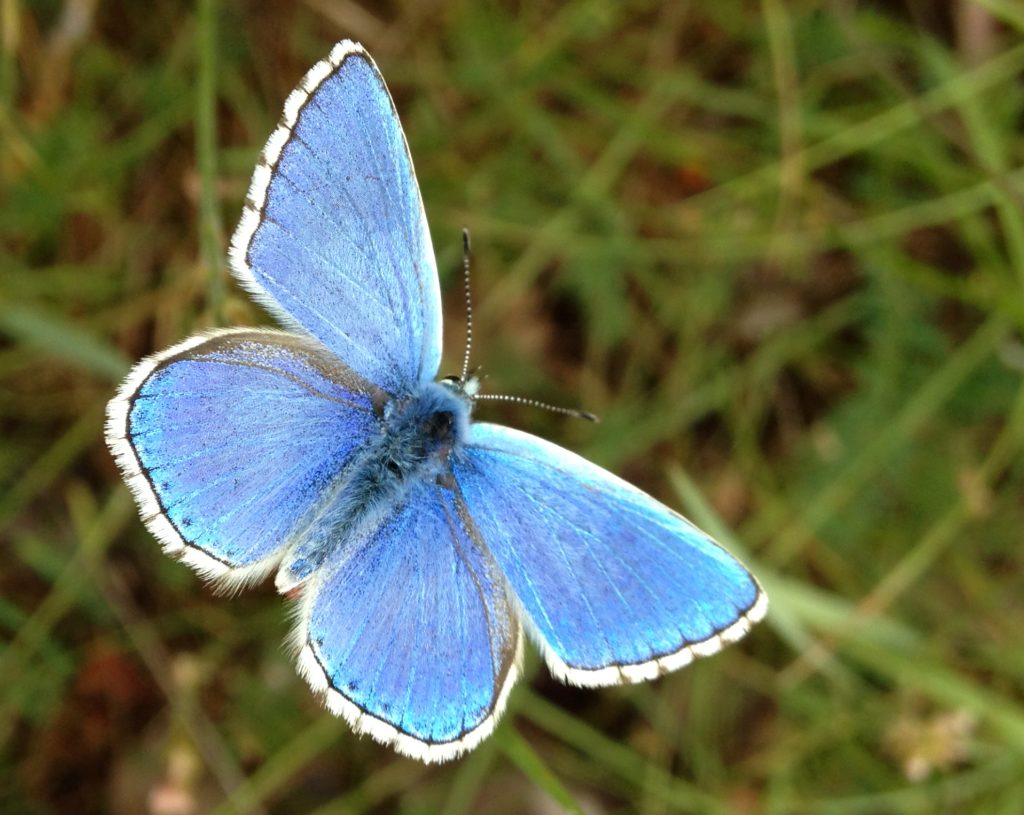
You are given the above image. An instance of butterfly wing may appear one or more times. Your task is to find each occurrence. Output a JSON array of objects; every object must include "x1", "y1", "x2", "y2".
[
  {"x1": 229, "y1": 40, "x2": 442, "y2": 396},
  {"x1": 295, "y1": 479, "x2": 522, "y2": 763},
  {"x1": 453, "y1": 423, "x2": 767, "y2": 686},
  {"x1": 105, "y1": 328, "x2": 380, "y2": 588}
]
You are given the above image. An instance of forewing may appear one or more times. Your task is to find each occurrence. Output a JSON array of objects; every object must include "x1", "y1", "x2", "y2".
[
  {"x1": 229, "y1": 40, "x2": 443, "y2": 396},
  {"x1": 105, "y1": 328, "x2": 379, "y2": 588},
  {"x1": 296, "y1": 480, "x2": 522, "y2": 763},
  {"x1": 454, "y1": 424, "x2": 767, "y2": 686}
]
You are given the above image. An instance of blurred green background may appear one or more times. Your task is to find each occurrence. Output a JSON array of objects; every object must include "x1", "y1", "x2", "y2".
[{"x1": 4, "y1": 0, "x2": 1024, "y2": 812}]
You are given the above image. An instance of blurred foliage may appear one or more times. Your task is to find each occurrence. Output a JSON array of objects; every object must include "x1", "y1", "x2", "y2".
[{"x1": 3, "y1": 0, "x2": 1024, "y2": 813}]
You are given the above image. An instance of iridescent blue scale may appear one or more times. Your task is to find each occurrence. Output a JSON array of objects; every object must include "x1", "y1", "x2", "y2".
[{"x1": 105, "y1": 40, "x2": 766, "y2": 763}]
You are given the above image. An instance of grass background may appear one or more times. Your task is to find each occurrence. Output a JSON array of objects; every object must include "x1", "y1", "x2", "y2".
[{"x1": 3, "y1": 0, "x2": 1024, "y2": 812}]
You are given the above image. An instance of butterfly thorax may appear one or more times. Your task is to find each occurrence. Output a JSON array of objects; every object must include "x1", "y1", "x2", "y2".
[
  {"x1": 275, "y1": 380, "x2": 472, "y2": 592},
  {"x1": 377, "y1": 379, "x2": 473, "y2": 477}
]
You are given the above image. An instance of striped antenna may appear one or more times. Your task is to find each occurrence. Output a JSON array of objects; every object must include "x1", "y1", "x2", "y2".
[
  {"x1": 460, "y1": 228, "x2": 473, "y2": 384},
  {"x1": 474, "y1": 393, "x2": 599, "y2": 422},
  {"x1": 458, "y1": 229, "x2": 596, "y2": 422}
]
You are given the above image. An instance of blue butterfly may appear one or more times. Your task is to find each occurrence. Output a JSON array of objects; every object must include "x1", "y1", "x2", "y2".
[{"x1": 105, "y1": 41, "x2": 767, "y2": 763}]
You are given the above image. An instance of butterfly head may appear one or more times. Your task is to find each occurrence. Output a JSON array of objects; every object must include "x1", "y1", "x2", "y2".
[{"x1": 439, "y1": 371, "x2": 481, "y2": 401}]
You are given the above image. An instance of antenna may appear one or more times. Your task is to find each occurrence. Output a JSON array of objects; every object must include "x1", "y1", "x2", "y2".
[
  {"x1": 460, "y1": 228, "x2": 473, "y2": 384},
  {"x1": 457, "y1": 228, "x2": 597, "y2": 423},
  {"x1": 474, "y1": 393, "x2": 599, "y2": 422}
]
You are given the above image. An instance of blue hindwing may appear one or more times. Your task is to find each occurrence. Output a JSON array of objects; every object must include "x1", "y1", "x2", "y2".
[
  {"x1": 105, "y1": 328, "x2": 380, "y2": 586},
  {"x1": 454, "y1": 424, "x2": 767, "y2": 686},
  {"x1": 229, "y1": 41, "x2": 443, "y2": 396},
  {"x1": 297, "y1": 479, "x2": 522, "y2": 762}
]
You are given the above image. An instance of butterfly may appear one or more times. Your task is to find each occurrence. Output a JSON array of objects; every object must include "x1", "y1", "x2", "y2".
[{"x1": 105, "y1": 40, "x2": 767, "y2": 763}]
